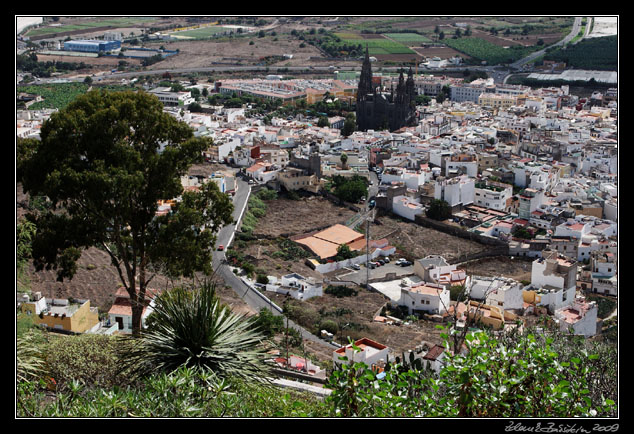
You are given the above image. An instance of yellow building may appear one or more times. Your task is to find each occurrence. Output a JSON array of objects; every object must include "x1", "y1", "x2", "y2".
[
  {"x1": 278, "y1": 167, "x2": 321, "y2": 193},
  {"x1": 20, "y1": 295, "x2": 100, "y2": 334},
  {"x1": 465, "y1": 300, "x2": 518, "y2": 330},
  {"x1": 478, "y1": 93, "x2": 521, "y2": 110}
]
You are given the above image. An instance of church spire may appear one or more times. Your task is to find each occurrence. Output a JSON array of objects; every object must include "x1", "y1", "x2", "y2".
[{"x1": 357, "y1": 44, "x2": 373, "y2": 102}]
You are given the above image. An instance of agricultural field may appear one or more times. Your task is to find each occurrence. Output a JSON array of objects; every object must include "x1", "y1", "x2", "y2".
[
  {"x1": 18, "y1": 82, "x2": 136, "y2": 110},
  {"x1": 334, "y1": 32, "x2": 417, "y2": 56},
  {"x1": 442, "y1": 36, "x2": 541, "y2": 65},
  {"x1": 382, "y1": 33, "x2": 432, "y2": 46},
  {"x1": 543, "y1": 35, "x2": 618, "y2": 71}
]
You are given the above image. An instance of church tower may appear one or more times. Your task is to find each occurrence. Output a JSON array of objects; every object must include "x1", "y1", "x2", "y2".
[
  {"x1": 357, "y1": 46, "x2": 374, "y2": 102},
  {"x1": 356, "y1": 51, "x2": 418, "y2": 132}
]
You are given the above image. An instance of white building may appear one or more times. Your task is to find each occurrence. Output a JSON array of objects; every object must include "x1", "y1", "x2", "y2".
[
  {"x1": 450, "y1": 79, "x2": 495, "y2": 103},
  {"x1": 434, "y1": 175, "x2": 475, "y2": 209},
  {"x1": 392, "y1": 195, "x2": 425, "y2": 221},
  {"x1": 554, "y1": 219, "x2": 592, "y2": 239},
  {"x1": 380, "y1": 167, "x2": 428, "y2": 190},
  {"x1": 554, "y1": 296, "x2": 598, "y2": 337},
  {"x1": 397, "y1": 281, "x2": 451, "y2": 315},
  {"x1": 107, "y1": 287, "x2": 158, "y2": 333},
  {"x1": 333, "y1": 337, "x2": 390, "y2": 368},
  {"x1": 468, "y1": 276, "x2": 524, "y2": 311},
  {"x1": 149, "y1": 88, "x2": 195, "y2": 107},
  {"x1": 524, "y1": 251, "x2": 577, "y2": 313},
  {"x1": 474, "y1": 181, "x2": 513, "y2": 212}
]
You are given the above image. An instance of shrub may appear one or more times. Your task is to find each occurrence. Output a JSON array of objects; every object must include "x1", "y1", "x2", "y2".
[
  {"x1": 426, "y1": 199, "x2": 452, "y2": 221},
  {"x1": 17, "y1": 366, "x2": 330, "y2": 417},
  {"x1": 252, "y1": 308, "x2": 284, "y2": 337},
  {"x1": 46, "y1": 334, "x2": 135, "y2": 391},
  {"x1": 319, "y1": 319, "x2": 339, "y2": 335},
  {"x1": 324, "y1": 285, "x2": 358, "y2": 298},
  {"x1": 326, "y1": 327, "x2": 617, "y2": 417}
]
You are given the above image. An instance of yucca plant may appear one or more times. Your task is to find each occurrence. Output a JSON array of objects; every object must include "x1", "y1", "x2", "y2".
[{"x1": 121, "y1": 280, "x2": 272, "y2": 382}]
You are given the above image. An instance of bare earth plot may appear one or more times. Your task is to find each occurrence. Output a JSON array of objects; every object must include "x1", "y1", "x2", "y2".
[
  {"x1": 234, "y1": 196, "x2": 358, "y2": 280},
  {"x1": 145, "y1": 37, "x2": 325, "y2": 70}
]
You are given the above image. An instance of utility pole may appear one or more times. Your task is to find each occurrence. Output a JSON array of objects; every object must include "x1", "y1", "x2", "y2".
[{"x1": 366, "y1": 214, "x2": 370, "y2": 289}]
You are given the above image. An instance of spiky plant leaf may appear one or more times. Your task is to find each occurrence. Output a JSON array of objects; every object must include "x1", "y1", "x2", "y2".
[{"x1": 122, "y1": 281, "x2": 272, "y2": 382}]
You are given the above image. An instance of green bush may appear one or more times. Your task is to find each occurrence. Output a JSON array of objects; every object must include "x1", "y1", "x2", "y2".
[
  {"x1": 324, "y1": 285, "x2": 358, "y2": 298},
  {"x1": 426, "y1": 199, "x2": 452, "y2": 221},
  {"x1": 252, "y1": 308, "x2": 284, "y2": 337},
  {"x1": 121, "y1": 281, "x2": 271, "y2": 382},
  {"x1": 17, "y1": 366, "x2": 330, "y2": 417},
  {"x1": 256, "y1": 188, "x2": 278, "y2": 201},
  {"x1": 326, "y1": 327, "x2": 617, "y2": 417},
  {"x1": 46, "y1": 334, "x2": 136, "y2": 391}
]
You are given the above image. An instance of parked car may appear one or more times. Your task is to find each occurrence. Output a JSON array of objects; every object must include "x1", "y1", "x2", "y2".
[
  {"x1": 352, "y1": 264, "x2": 361, "y2": 270},
  {"x1": 378, "y1": 259, "x2": 385, "y2": 265},
  {"x1": 384, "y1": 257, "x2": 390, "y2": 263},
  {"x1": 400, "y1": 260, "x2": 412, "y2": 267},
  {"x1": 217, "y1": 245, "x2": 224, "y2": 251}
]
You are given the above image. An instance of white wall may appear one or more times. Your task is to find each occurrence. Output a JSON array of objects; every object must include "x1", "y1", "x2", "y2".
[
  {"x1": 556, "y1": 302, "x2": 598, "y2": 337},
  {"x1": 398, "y1": 286, "x2": 450, "y2": 315},
  {"x1": 392, "y1": 195, "x2": 425, "y2": 221}
]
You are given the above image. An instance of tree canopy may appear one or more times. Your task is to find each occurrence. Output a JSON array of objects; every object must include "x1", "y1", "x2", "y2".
[
  {"x1": 18, "y1": 89, "x2": 234, "y2": 334},
  {"x1": 426, "y1": 199, "x2": 452, "y2": 221},
  {"x1": 330, "y1": 175, "x2": 367, "y2": 204}
]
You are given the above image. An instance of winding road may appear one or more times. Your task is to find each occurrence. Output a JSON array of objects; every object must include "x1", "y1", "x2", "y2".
[{"x1": 211, "y1": 176, "x2": 340, "y2": 350}]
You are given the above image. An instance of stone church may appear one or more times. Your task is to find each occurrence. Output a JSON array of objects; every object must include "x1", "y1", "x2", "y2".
[{"x1": 356, "y1": 47, "x2": 418, "y2": 132}]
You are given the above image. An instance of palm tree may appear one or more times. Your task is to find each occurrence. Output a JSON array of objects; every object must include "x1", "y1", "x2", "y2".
[{"x1": 121, "y1": 280, "x2": 272, "y2": 382}]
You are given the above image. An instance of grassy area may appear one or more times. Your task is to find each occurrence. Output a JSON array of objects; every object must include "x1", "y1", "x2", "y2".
[
  {"x1": 334, "y1": 33, "x2": 416, "y2": 56},
  {"x1": 382, "y1": 33, "x2": 432, "y2": 45}
]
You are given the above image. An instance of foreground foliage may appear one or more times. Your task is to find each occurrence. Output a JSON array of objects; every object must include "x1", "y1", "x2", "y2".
[
  {"x1": 326, "y1": 327, "x2": 617, "y2": 417},
  {"x1": 17, "y1": 366, "x2": 329, "y2": 418},
  {"x1": 16, "y1": 314, "x2": 616, "y2": 418},
  {"x1": 121, "y1": 281, "x2": 272, "y2": 382}
]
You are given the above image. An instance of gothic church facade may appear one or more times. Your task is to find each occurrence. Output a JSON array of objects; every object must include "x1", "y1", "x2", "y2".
[{"x1": 356, "y1": 48, "x2": 418, "y2": 132}]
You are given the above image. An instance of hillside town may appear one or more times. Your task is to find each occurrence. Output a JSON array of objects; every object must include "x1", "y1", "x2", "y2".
[
  {"x1": 16, "y1": 16, "x2": 618, "y2": 418},
  {"x1": 18, "y1": 63, "x2": 618, "y2": 365}
]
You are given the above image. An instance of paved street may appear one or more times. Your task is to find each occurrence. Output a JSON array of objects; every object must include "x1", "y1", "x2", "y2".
[{"x1": 211, "y1": 176, "x2": 340, "y2": 349}]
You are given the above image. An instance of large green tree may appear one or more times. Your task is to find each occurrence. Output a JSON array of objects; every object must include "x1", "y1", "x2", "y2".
[
  {"x1": 426, "y1": 199, "x2": 452, "y2": 221},
  {"x1": 17, "y1": 89, "x2": 234, "y2": 335},
  {"x1": 331, "y1": 175, "x2": 367, "y2": 204}
]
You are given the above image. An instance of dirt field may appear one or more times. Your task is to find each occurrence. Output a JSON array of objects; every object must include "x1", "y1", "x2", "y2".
[
  {"x1": 231, "y1": 195, "x2": 358, "y2": 280},
  {"x1": 372, "y1": 212, "x2": 488, "y2": 263},
  {"x1": 145, "y1": 36, "x2": 326, "y2": 70}
]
